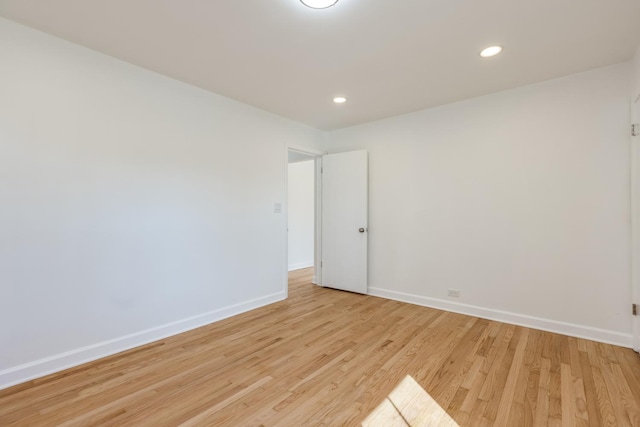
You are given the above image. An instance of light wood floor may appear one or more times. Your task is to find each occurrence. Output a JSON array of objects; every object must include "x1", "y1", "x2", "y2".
[{"x1": 1, "y1": 268, "x2": 639, "y2": 426}]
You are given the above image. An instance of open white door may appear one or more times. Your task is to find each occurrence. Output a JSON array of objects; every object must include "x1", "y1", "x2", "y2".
[{"x1": 321, "y1": 150, "x2": 368, "y2": 294}]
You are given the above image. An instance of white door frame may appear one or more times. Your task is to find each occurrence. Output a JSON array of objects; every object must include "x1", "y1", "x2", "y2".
[
  {"x1": 631, "y1": 97, "x2": 640, "y2": 352},
  {"x1": 285, "y1": 144, "x2": 325, "y2": 297}
]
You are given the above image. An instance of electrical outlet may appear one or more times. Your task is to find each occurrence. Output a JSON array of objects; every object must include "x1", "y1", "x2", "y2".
[{"x1": 448, "y1": 289, "x2": 460, "y2": 298}]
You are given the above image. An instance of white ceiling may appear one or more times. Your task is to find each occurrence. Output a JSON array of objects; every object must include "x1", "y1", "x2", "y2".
[{"x1": 1, "y1": 0, "x2": 639, "y2": 130}]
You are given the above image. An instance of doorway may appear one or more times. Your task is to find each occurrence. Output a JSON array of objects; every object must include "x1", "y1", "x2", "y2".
[
  {"x1": 286, "y1": 146, "x2": 323, "y2": 294},
  {"x1": 285, "y1": 146, "x2": 369, "y2": 297}
]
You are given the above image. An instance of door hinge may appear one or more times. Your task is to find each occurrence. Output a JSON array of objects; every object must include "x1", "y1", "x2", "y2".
[
  {"x1": 634, "y1": 303, "x2": 638, "y2": 316},
  {"x1": 633, "y1": 124, "x2": 640, "y2": 137}
]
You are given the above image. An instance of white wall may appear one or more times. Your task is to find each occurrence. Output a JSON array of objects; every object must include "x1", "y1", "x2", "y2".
[
  {"x1": 325, "y1": 63, "x2": 633, "y2": 346},
  {"x1": 0, "y1": 18, "x2": 322, "y2": 389},
  {"x1": 288, "y1": 160, "x2": 315, "y2": 271}
]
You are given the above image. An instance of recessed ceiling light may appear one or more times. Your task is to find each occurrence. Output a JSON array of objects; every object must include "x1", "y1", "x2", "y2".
[
  {"x1": 300, "y1": 0, "x2": 339, "y2": 9},
  {"x1": 333, "y1": 97, "x2": 347, "y2": 104},
  {"x1": 480, "y1": 46, "x2": 503, "y2": 58}
]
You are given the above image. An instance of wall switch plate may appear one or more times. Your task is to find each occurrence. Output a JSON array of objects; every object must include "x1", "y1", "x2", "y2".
[
  {"x1": 448, "y1": 289, "x2": 460, "y2": 298},
  {"x1": 273, "y1": 202, "x2": 282, "y2": 214}
]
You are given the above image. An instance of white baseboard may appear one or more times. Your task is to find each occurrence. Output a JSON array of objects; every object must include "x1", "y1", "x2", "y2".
[
  {"x1": 368, "y1": 287, "x2": 632, "y2": 348},
  {"x1": 288, "y1": 261, "x2": 314, "y2": 271},
  {"x1": 0, "y1": 291, "x2": 286, "y2": 391}
]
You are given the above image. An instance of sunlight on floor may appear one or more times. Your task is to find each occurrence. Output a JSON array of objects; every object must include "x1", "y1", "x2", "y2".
[{"x1": 362, "y1": 375, "x2": 460, "y2": 427}]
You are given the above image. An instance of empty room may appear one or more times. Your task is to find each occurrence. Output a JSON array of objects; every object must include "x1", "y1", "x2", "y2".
[{"x1": 2, "y1": 0, "x2": 640, "y2": 426}]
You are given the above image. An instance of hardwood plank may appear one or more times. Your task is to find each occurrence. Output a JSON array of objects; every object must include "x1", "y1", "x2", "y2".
[
  {"x1": 493, "y1": 328, "x2": 529, "y2": 426},
  {"x1": 560, "y1": 363, "x2": 576, "y2": 427},
  {"x1": 533, "y1": 357, "x2": 551, "y2": 427},
  {"x1": 579, "y1": 350, "x2": 603, "y2": 427}
]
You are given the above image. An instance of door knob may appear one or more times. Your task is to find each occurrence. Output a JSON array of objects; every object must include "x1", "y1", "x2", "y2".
[{"x1": 359, "y1": 228, "x2": 366, "y2": 233}]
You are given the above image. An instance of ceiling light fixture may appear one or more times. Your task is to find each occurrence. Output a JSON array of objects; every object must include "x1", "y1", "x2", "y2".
[
  {"x1": 333, "y1": 97, "x2": 347, "y2": 104},
  {"x1": 300, "y1": 0, "x2": 339, "y2": 9},
  {"x1": 480, "y1": 46, "x2": 503, "y2": 58}
]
